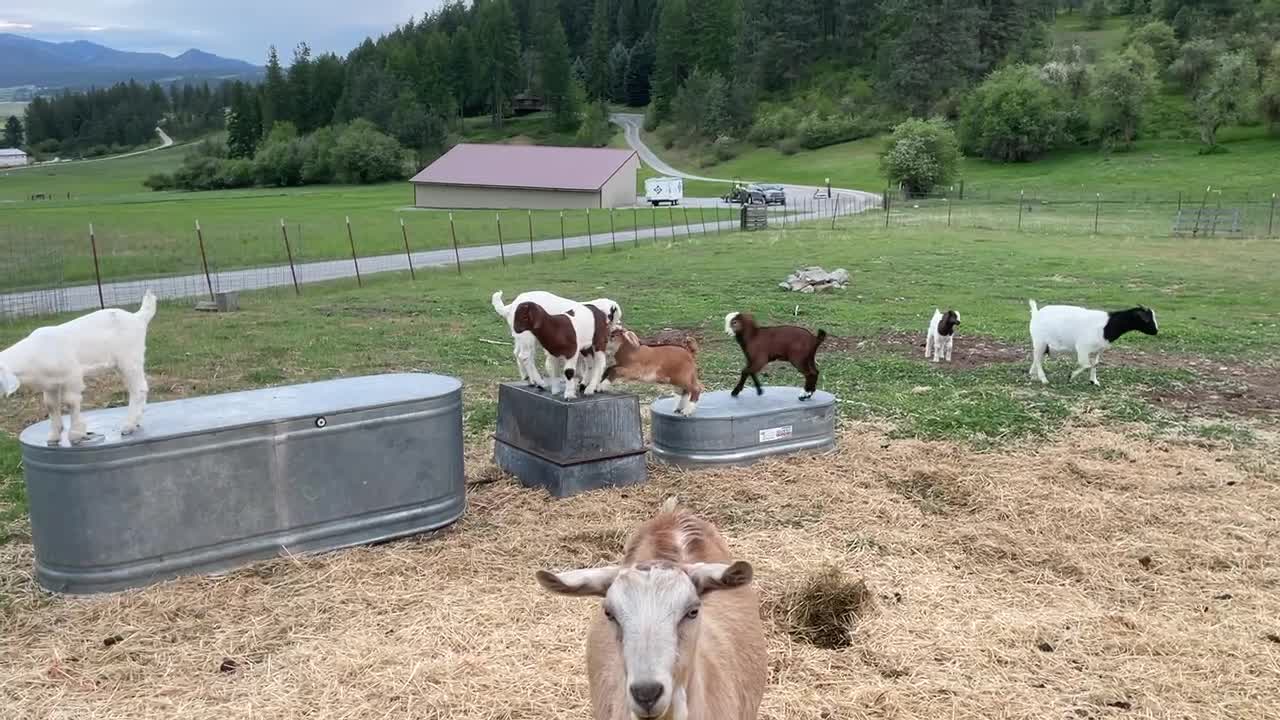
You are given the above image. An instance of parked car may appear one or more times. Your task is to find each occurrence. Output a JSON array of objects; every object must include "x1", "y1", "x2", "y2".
[
  {"x1": 723, "y1": 183, "x2": 767, "y2": 205},
  {"x1": 758, "y1": 184, "x2": 787, "y2": 205}
]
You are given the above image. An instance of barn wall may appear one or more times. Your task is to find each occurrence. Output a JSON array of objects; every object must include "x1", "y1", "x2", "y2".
[
  {"x1": 413, "y1": 184, "x2": 600, "y2": 210},
  {"x1": 599, "y1": 156, "x2": 640, "y2": 209}
]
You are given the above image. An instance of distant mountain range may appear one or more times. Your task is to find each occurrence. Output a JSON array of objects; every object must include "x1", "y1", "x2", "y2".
[{"x1": 0, "y1": 33, "x2": 263, "y2": 90}]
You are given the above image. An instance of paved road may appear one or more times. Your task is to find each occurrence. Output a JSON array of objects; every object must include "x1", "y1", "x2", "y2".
[
  {"x1": 611, "y1": 113, "x2": 882, "y2": 209},
  {"x1": 4, "y1": 127, "x2": 175, "y2": 174},
  {"x1": 0, "y1": 121, "x2": 881, "y2": 319}
]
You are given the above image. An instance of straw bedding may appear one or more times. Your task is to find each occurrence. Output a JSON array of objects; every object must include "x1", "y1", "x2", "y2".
[{"x1": 1, "y1": 426, "x2": 1278, "y2": 719}]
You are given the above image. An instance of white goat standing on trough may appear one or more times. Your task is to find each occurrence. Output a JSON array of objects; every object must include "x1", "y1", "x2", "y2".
[
  {"x1": 925, "y1": 308, "x2": 960, "y2": 362},
  {"x1": 537, "y1": 497, "x2": 767, "y2": 720},
  {"x1": 1028, "y1": 299, "x2": 1158, "y2": 386},
  {"x1": 0, "y1": 290, "x2": 157, "y2": 445},
  {"x1": 491, "y1": 290, "x2": 621, "y2": 394}
]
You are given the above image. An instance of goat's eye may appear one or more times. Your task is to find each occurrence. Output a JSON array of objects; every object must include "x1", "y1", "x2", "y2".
[{"x1": 683, "y1": 606, "x2": 700, "y2": 621}]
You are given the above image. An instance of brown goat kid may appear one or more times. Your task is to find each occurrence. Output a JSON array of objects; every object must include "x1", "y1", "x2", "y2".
[
  {"x1": 536, "y1": 497, "x2": 768, "y2": 720},
  {"x1": 601, "y1": 328, "x2": 704, "y2": 415},
  {"x1": 724, "y1": 311, "x2": 827, "y2": 400}
]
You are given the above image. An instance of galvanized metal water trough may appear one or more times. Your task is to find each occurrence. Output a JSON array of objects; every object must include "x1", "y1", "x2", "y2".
[
  {"x1": 20, "y1": 373, "x2": 466, "y2": 595},
  {"x1": 650, "y1": 386, "x2": 836, "y2": 467}
]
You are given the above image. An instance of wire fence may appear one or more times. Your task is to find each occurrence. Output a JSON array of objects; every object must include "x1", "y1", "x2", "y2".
[{"x1": 2, "y1": 186, "x2": 1275, "y2": 323}]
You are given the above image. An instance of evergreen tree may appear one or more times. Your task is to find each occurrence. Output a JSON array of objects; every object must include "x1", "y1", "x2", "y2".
[
  {"x1": 587, "y1": 0, "x2": 612, "y2": 99},
  {"x1": 608, "y1": 42, "x2": 631, "y2": 103},
  {"x1": 2, "y1": 116, "x2": 22, "y2": 147},
  {"x1": 477, "y1": 0, "x2": 522, "y2": 127},
  {"x1": 261, "y1": 45, "x2": 289, "y2": 131},
  {"x1": 689, "y1": 0, "x2": 737, "y2": 78},
  {"x1": 624, "y1": 33, "x2": 656, "y2": 106},
  {"x1": 535, "y1": 0, "x2": 580, "y2": 130},
  {"x1": 653, "y1": 0, "x2": 691, "y2": 117},
  {"x1": 226, "y1": 84, "x2": 262, "y2": 159}
]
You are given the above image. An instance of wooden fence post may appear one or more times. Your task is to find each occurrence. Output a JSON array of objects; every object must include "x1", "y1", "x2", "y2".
[
  {"x1": 400, "y1": 218, "x2": 416, "y2": 280},
  {"x1": 345, "y1": 216, "x2": 362, "y2": 287},
  {"x1": 88, "y1": 223, "x2": 105, "y2": 309},
  {"x1": 195, "y1": 220, "x2": 215, "y2": 301},
  {"x1": 279, "y1": 219, "x2": 301, "y2": 295}
]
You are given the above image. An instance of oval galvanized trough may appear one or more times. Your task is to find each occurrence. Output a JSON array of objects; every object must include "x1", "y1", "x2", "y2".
[
  {"x1": 20, "y1": 373, "x2": 465, "y2": 594},
  {"x1": 650, "y1": 386, "x2": 836, "y2": 468}
]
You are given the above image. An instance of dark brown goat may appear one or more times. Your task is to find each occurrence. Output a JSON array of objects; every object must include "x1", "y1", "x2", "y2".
[
  {"x1": 512, "y1": 302, "x2": 582, "y2": 384},
  {"x1": 724, "y1": 311, "x2": 827, "y2": 400}
]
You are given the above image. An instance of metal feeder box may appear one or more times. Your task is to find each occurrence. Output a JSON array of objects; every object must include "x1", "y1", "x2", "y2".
[
  {"x1": 493, "y1": 382, "x2": 647, "y2": 498},
  {"x1": 19, "y1": 373, "x2": 466, "y2": 595},
  {"x1": 650, "y1": 386, "x2": 836, "y2": 467}
]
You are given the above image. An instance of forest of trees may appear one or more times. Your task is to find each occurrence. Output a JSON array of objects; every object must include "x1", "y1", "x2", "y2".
[
  {"x1": 16, "y1": 0, "x2": 1280, "y2": 189},
  {"x1": 22, "y1": 81, "x2": 231, "y2": 156}
]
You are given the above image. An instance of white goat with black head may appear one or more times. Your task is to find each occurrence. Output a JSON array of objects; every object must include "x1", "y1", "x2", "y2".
[
  {"x1": 1028, "y1": 299, "x2": 1158, "y2": 386},
  {"x1": 925, "y1": 308, "x2": 960, "y2": 362}
]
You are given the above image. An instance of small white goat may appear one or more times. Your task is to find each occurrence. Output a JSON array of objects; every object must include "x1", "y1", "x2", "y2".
[
  {"x1": 0, "y1": 291, "x2": 157, "y2": 445},
  {"x1": 925, "y1": 308, "x2": 960, "y2": 362},
  {"x1": 537, "y1": 497, "x2": 767, "y2": 720},
  {"x1": 1028, "y1": 299, "x2": 1158, "y2": 386},
  {"x1": 492, "y1": 290, "x2": 620, "y2": 393}
]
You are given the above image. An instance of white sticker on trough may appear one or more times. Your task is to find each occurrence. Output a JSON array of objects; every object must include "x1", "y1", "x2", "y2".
[{"x1": 759, "y1": 425, "x2": 793, "y2": 443}]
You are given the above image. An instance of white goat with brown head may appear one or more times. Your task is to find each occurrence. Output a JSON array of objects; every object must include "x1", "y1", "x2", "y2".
[{"x1": 537, "y1": 498, "x2": 767, "y2": 720}]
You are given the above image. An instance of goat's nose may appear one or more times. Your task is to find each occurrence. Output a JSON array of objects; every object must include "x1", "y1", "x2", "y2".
[{"x1": 629, "y1": 681, "x2": 664, "y2": 710}]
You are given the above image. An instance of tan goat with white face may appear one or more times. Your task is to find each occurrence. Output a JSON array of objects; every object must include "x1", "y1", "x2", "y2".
[{"x1": 537, "y1": 499, "x2": 767, "y2": 720}]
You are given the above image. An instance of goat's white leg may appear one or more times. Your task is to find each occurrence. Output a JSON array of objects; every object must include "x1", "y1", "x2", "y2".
[
  {"x1": 560, "y1": 357, "x2": 579, "y2": 400},
  {"x1": 581, "y1": 351, "x2": 606, "y2": 395},
  {"x1": 43, "y1": 389, "x2": 64, "y2": 445},
  {"x1": 925, "y1": 334, "x2": 934, "y2": 360},
  {"x1": 65, "y1": 382, "x2": 88, "y2": 445},
  {"x1": 676, "y1": 392, "x2": 696, "y2": 416},
  {"x1": 1070, "y1": 347, "x2": 1091, "y2": 382},
  {"x1": 118, "y1": 361, "x2": 148, "y2": 435},
  {"x1": 1030, "y1": 343, "x2": 1049, "y2": 384},
  {"x1": 1089, "y1": 351, "x2": 1103, "y2": 386},
  {"x1": 544, "y1": 354, "x2": 563, "y2": 394},
  {"x1": 944, "y1": 337, "x2": 953, "y2": 362}
]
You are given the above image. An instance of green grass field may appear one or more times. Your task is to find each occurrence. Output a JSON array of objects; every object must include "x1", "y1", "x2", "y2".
[
  {"x1": 665, "y1": 126, "x2": 1280, "y2": 199},
  {"x1": 4, "y1": 219, "x2": 1274, "y2": 531}
]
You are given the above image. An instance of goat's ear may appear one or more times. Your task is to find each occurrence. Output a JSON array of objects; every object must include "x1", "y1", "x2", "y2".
[
  {"x1": 685, "y1": 561, "x2": 753, "y2": 595},
  {"x1": 624, "y1": 330, "x2": 641, "y2": 346},
  {"x1": 536, "y1": 566, "x2": 620, "y2": 597},
  {"x1": 0, "y1": 366, "x2": 18, "y2": 397}
]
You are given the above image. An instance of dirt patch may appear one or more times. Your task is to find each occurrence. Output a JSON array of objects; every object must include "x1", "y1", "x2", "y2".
[
  {"x1": 829, "y1": 330, "x2": 1280, "y2": 420},
  {"x1": 771, "y1": 566, "x2": 875, "y2": 650},
  {"x1": 3, "y1": 427, "x2": 1278, "y2": 719},
  {"x1": 635, "y1": 326, "x2": 704, "y2": 349}
]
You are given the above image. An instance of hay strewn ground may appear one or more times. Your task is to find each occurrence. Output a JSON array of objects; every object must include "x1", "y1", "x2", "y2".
[{"x1": 2, "y1": 426, "x2": 1279, "y2": 719}]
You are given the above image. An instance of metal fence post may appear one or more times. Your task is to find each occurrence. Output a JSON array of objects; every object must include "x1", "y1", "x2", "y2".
[
  {"x1": 1269, "y1": 193, "x2": 1276, "y2": 238},
  {"x1": 559, "y1": 211, "x2": 566, "y2": 259},
  {"x1": 400, "y1": 218, "x2": 416, "y2": 280},
  {"x1": 345, "y1": 216, "x2": 362, "y2": 287},
  {"x1": 682, "y1": 205, "x2": 691, "y2": 237},
  {"x1": 195, "y1": 220, "x2": 215, "y2": 301},
  {"x1": 633, "y1": 206, "x2": 640, "y2": 248},
  {"x1": 946, "y1": 198, "x2": 952, "y2": 228},
  {"x1": 496, "y1": 213, "x2": 506, "y2": 266},
  {"x1": 651, "y1": 206, "x2": 657, "y2": 244},
  {"x1": 586, "y1": 208, "x2": 593, "y2": 254},
  {"x1": 610, "y1": 208, "x2": 617, "y2": 250},
  {"x1": 1017, "y1": 190, "x2": 1025, "y2": 231},
  {"x1": 449, "y1": 212, "x2": 462, "y2": 274},
  {"x1": 1094, "y1": 193, "x2": 1101, "y2": 235},
  {"x1": 699, "y1": 205, "x2": 707, "y2": 235},
  {"x1": 527, "y1": 210, "x2": 535, "y2": 263},
  {"x1": 279, "y1": 219, "x2": 301, "y2": 295},
  {"x1": 884, "y1": 189, "x2": 891, "y2": 228},
  {"x1": 88, "y1": 223, "x2": 105, "y2": 309}
]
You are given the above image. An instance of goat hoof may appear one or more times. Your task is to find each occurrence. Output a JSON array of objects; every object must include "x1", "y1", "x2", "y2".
[
  {"x1": 755, "y1": 388, "x2": 764, "y2": 396},
  {"x1": 120, "y1": 425, "x2": 137, "y2": 436}
]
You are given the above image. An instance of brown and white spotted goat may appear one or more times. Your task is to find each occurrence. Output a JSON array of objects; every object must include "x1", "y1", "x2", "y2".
[{"x1": 536, "y1": 498, "x2": 767, "y2": 720}]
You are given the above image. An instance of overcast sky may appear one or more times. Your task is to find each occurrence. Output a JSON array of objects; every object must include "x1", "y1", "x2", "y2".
[{"x1": 1, "y1": 1, "x2": 443, "y2": 63}]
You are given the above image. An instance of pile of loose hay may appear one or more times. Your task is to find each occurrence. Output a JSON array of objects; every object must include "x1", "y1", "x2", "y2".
[{"x1": 1, "y1": 426, "x2": 1279, "y2": 719}]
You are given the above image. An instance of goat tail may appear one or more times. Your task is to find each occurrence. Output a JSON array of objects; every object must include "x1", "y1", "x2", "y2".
[
  {"x1": 491, "y1": 291, "x2": 509, "y2": 318},
  {"x1": 136, "y1": 290, "x2": 157, "y2": 324},
  {"x1": 660, "y1": 496, "x2": 679, "y2": 514},
  {"x1": 813, "y1": 328, "x2": 829, "y2": 353},
  {"x1": 682, "y1": 337, "x2": 700, "y2": 355},
  {"x1": 1028, "y1": 299, "x2": 1039, "y2": 316}
]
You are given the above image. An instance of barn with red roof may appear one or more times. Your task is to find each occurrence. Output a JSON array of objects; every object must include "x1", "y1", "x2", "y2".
[{"x1": 409, "y1": 143, "x2": 640, "y2": 210}]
